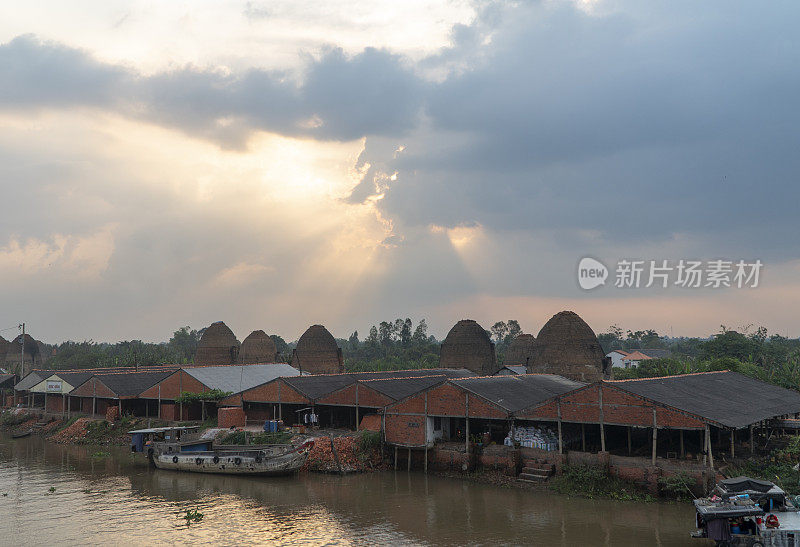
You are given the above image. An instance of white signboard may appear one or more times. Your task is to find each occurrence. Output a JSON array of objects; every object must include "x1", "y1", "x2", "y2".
[{"x1": 46, "y1": 380, "x2": 63, "y2": 393}]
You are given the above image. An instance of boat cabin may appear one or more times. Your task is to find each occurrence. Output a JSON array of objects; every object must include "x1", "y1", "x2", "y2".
[
  {"x1": 129, "y1": 426, "x2": 210, "y2": 454},
  {"x1": 692, "y1": 476, "x2": 800, "y2": 545}
]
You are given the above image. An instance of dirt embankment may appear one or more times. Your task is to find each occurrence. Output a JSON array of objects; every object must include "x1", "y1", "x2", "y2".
[
  {"x1": 1, "y1": 410, "x2": 160, "y2": 446},
  {"x1": 303, "y1": 433, "x2": 386, "y2": 473}
]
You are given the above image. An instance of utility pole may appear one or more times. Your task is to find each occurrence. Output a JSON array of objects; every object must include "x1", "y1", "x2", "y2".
[{"x1": 19, "y1": 323, "x2": 25, "y2": 377}]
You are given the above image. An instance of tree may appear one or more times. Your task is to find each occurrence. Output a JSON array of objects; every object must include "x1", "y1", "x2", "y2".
[
  {"x1": 169, "y1": 326, "x2": 200, "y2": 362},
  {"x1": 490, "y1": 321, "x2": 509, "y2": 343},
  {"x1": 379, "y1": 321, "x2": 393, "y2": 346},
  {"x1": 505, "y1": 320, "x2": 521, "y2": 343},
  {"x1": 400, "y1": 318, "x2": 412, "y2": 346},
  {"x1": 412, "y1": 319, "x2": 428, "y2": 344},
  {"x1": 367, "y1": 326, "x2": 379, "y2": 345},
  {"x1": 348, "y1": 331, "x2": 359, "y2": 350},
  {"x1": 270, "y1": 335, "x2": 288, "y2": 355}
]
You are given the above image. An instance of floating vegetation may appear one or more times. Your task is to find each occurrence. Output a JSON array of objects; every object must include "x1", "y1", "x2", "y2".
[
  {"x1": 91, "y1": 451, "x2": 111, "y2": 459},
  {"x1": 48, "y1": 487, "x2": 56, "y2": 493},
  {"x1": 182, "y1": 508, "x2": 204, "y2": 525}
]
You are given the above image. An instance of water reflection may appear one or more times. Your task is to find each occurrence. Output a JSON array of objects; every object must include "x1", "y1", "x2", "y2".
[{"x1": 0, "y1": 434, "x2": 695, "y2": 545}]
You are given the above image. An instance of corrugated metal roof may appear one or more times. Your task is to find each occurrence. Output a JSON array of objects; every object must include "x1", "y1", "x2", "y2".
[
  {"x1": 360, "y1": 376, "x2": 449, "y2": 401},
  {"x1": 284, "y1": 368, "x2": 475, "y2": 400},
  {"x1": 184, "y1": 364, "x2": 301, "y2": 394},
  {"x1": 496, "y1": 365, "x2": 527, "y2": 375},
  {"x1": 454, "y1": 374, "x2": 586, "y2": 413},
  {"x1": 609, "y1": 371, "x2": 800, "y2": 429},
  {"x1": 0, "y1": 374, "x2": 15, "y2": 387},
  {"x1": 15, "y1": 371, "x2": 50, "y2": 391},
  {"x1": 29, "y1": 372, "x2": 95, "y2": 393},
  {"x1": 93, "y1": 371, "x2": 174, "y2": 397}
]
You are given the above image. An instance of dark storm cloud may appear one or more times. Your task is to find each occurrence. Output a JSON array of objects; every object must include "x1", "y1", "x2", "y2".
[{"x1": 0, "y1": 36, "x2": 422, "y2": 148}]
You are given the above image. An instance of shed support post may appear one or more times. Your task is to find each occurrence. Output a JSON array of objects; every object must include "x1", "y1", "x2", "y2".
[
  {"x1": 627, "y1": 427, "x2": 632, "y2": 455},
  {"x1": 92, "y1": 396, "x2": 96, "y2": 416},
  {"x1": 598, "y1": 384, "x2": 606, "y2": 452},
  {"x1": 118, "y1": 398, "x2": 122, "y2": 418},
  {"x1": 394, "y1": 446, "x2": 398, "y2": 470},
  {"x1": 706, "y1": 426, "x2": 714, "y2": 469},
  {"x1": 730, "y1": 430, "x2": 735, "y2": 458},
  {"x1": 424, "y1": 446, "x2": 428, "y2": 474},
  {"x1": 62, "y1": 394, "x2": 65, "y2": 417},
  {"x1": 157, "y1": 385, "x2": 161, "y2": 419},
  {"x1": 279, "y1": 403, "x2": 282, "y2": 421},
  {"x1": 581, "y1": 423, "x2": 586, "y2": 452},
  {"x1": 355, "y1": 384, "x2": 359, "y2": 431},
  {"x1": 408, "y1": 448, "x2": 411, "y2": 472},
  {"x1": 680, "y1": 429, "x2": 685, "y2": 458},
  {"x1": 557, "y1": 400, "x2": 563, "y2": 455},
  {"x1": 750, "y1": 425, "x2": 754, "y2": 455},
  {"x1": 465, "y1": 393, "x2": 470, "y2": 454},
  {"x1": 651, "y1": 408, "x2": 658, "y2": 465}
]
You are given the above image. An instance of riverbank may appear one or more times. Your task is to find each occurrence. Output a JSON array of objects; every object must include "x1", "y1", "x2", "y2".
[{"x1": 0, "y1": 408, "x2": 726, "y2": 502}]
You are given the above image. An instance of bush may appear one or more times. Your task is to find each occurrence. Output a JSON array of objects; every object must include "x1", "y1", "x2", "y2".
[
  {"x1": 357, "y1": 430, "x2": 381, "y2": 454},
  {"x1": 658, "y1": 472, "x2": 697, "y2": 500},
  {"x1": 551, "y1": 465, "x2": 655, "y2": 501}
]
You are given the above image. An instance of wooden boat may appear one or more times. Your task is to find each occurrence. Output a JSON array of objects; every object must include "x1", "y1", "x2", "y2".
[
  {"x1": 11, "y1": 430, "x2": 32, "y2": 439},
  {"x1": 129, "y1": 426, "x2": 313, "y2": 476}
]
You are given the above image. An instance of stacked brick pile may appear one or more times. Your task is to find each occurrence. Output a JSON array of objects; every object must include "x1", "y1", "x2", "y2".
[
  {"x1": 105, "y1": 406, "x2": 119, "y2": 422},
  {"x1": 302, "y1": 435, "x2": 382, "y2": 473},
  {"x1": 49, "y1": 418, "x2": 90, "y2": 443},
  {"x1": 218, "y1": 407, "x2": 246, "y2": 428}
]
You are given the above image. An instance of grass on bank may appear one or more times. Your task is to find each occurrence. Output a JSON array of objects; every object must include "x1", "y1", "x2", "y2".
[{"x1": 551, "y1": 465, "x2": 656, "y2": 502}]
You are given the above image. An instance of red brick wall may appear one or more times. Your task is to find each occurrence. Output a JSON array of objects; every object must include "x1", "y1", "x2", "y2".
[
  {"x1": 242, "y1": 380, "x2": 281, "y2": 403},
  {"x1": 356, "y1": 386, "x2": 393, "y2": 408},
  {"x1": 468, "y1": 396, "x2": 507, "y2": 419},
  {"x1": 160, "y1": 402, "x2": 176, "y2": 421},
  {"x1": 426, "y1": 384, "x2": 466, "y2": 416},
  {"x1": 219, "y1": 407, "x2": 246, "y2": 428},
  {"x1": 385, "y1": 414, "x2": 425, "y2": 446},
  {"x1": 389, "y1": 392, "x2": 426, "y2": 414},
  {"x1": 317, "y1": 384, "x2": 357, "y2": 406},
  {"x1": 277, "y1": 381, "x2": 310, "y2": 404},
  {"x1": 45, "y1": 395, "x2": 63, "y2": 413},
  {"x1": 140, "y1": 371, "x2": 207, "y2": 401}
]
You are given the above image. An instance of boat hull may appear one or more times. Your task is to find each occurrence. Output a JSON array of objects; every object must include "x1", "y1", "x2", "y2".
[{"x1": 152, "y1": 442, "x2": 312, "y2": 476}]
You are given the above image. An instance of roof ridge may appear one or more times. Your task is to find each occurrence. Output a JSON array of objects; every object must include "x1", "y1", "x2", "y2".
[
  {"x1": 360, "y1": 375, "x2": 447, "y2": 383},
  {"x1": 607, "y1": 370, "x2": 729, "y2": 382}
]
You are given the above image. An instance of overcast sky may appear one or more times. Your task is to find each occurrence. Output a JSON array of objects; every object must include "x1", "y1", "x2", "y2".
[{"x1": 1, "y1": 0, "x2": 799, "y2": 344}]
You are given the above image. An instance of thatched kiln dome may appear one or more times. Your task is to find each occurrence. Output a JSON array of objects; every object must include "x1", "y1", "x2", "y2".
[
  {"x1": 503, "y1": 333, "x2": 536, "y2": 366},
  {"x1": 528, "y1": 311, "x2": 611, "y2": 382},
  {"x1": 5, "y1": 334, "x2": 41, "y2": 372},
  {"x1": 439, "y1": 319, "x2": 497, "y2": 375},
  {"x1": 195, "y1": 321, "x2": 240, "y2": 365},
  {"x1": 291, "y1": 324, "x2": 343, "y2": 374},
  {"x1": 239, "y1": 330, "x2": 278, "y2": 364},
  {"x1": 0, "y1": 335, "x2": 8, "y2": 365}
]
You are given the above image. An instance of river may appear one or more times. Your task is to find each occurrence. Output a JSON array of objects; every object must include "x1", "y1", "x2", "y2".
[{"x1": 0, "y1": 434, "x2": 698, "y2": 545}]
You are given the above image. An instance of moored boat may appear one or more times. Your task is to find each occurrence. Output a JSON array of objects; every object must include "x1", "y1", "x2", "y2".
[
  {"x1": 691, "y1": 476, "x2": 800, "y2": 546},
  {"x1": 11, "y1": 430, "x2": 32, "y2": 439},
  {"x1": 129, "y1": 426, "x2": 313, "y2": 476}
]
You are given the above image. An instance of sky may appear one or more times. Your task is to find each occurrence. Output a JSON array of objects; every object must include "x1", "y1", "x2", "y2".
[{"x1": 1, "y1": 0, "x2": 799, "y2": 344}]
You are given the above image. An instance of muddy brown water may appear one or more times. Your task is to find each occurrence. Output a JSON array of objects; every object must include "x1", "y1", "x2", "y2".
[{"x1": 0, "y1": 433, "x2": 699, "y2": 545}]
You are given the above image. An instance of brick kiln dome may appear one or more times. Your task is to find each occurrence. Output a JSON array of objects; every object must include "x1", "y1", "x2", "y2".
[
  {"x1": 503, "y1": 333, "x2": 536, "y2": 366},
  {"x1": 528, "y1": 311, "x2": 611, "y2": 382},
  {"x1": 0, "y1": 335, "x2": 8, "y2": 365},
  {"x1": 239, "y1": 330, "x2": 278, "y2": 364},
  {"x1": 439, "y1": 319, "x2": 497, "y2": 375},
  {"x1": 4, "y1": 334, "x2": 41, "y2": 372},
  {"x1": 291, "y1": 324, "x2": 343, "y2": 374},
  {"x1": 195, "y1": 321, "x2": 240, "y2": 365}
]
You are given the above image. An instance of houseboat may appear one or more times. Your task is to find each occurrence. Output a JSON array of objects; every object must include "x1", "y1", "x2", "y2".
[
  {"x1": 129, "y1": 426, "x2": 313, "y2": 476},
  {"x1": 692, "y1": 476, "x2": 800, "y2": 546}
]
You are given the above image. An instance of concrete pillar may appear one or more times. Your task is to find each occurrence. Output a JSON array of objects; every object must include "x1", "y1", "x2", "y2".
[
  {"x1": 394, "y1": 446, "x2": 398, "y2": 470},
  {"x1": 627, "y1": 427, "x2": 632, "y2": 455},
  {"x1": 598, "y1": 385, "x2": 606, "y2": 452},
  {"x1": 680, "y1": 429, "x2": 685, "y2": 458},
  {"x1": 750, "y1": 425, "x2": 754, "y2": 455},
  {"x1": 651, "y1": 408, "x2": 658, "y2": 465},
  {"x1": 730, "y1": 430, "x2": 735, "y2": 458},
  {"x1": 424, "y1": 446, "x2": 428, "y2": 473},
  {"x1": 407, "y1": 448, "x2": 411, "y2": 472},
  {"x1": 706, "y1": 426, "x2": 714, "y2": 469},
  {"x1": 557, "y1": 400, "x2": 563, "y2": 455},
  {"x1": 581, "y1": 423, "x2": 586, "y2": 452}
]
